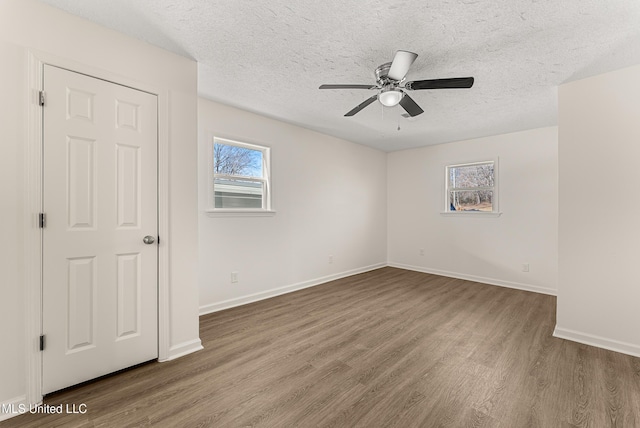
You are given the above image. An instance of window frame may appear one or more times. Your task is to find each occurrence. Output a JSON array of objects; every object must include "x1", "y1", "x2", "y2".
[
  {"x1": 442, "y1": 158, "x2": 501, "y2": 216},
  {"x1": 207, "y1": 136, "x2": 274, "y2": 215}
]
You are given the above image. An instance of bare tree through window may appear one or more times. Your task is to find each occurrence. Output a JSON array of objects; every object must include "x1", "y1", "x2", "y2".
[
  {"x1": 212, "y1": 139, "x2": 270, "y2": 210},
  {"x1": 214, "y1": 143, "x2": 262, "y2": 177},
  {"x1": 447, "y1": 162, "x2": 495, "y2": 212}
]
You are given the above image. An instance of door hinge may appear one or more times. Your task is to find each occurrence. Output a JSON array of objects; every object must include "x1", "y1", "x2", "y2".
[
  {"x1": 39, "y1": 213, "x2": 46, "y2": 228},
  {"x1": 39, "y1": 91, "x2": 45, "y2": 106},
  {"x1": 39, "y1": 335, "x2": 45, "y2": 351},
  {"x1": 157, "y1": 236, "x2": 160, "y2": 244}
]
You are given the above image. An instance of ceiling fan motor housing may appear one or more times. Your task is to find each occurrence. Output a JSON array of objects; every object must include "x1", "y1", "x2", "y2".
[
  {"x1": 376, "y1": 62, "x2": 404, "y2": 106},
  {"x1": 375, "y1": 62, "x2": 394, "y2": 85}
]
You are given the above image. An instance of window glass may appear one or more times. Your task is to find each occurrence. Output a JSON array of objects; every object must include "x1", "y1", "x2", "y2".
[
  {"x1": 213, "y1": 143, "x2": 263, "y2": 178},
  {"x1": 214, "y1": 178, "x2": 263, "y2": 209},
  {"x1": 212, "y1": 139, "x2": 270, "y2": 211},
  {"x1": 446, "y1": 161, "x2": 495, "y2": 213}
]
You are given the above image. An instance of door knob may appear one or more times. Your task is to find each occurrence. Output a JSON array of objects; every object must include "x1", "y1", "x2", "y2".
[{"x1": 143, "y1": 235, "x2": 156, "y2": 245}]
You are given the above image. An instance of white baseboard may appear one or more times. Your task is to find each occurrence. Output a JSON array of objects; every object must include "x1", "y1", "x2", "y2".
[
  {"x1": 161, "y1": 339, "x2": 204, "y2": 362},
  {"x1": 387, "y1": 262, "x2": 557, "y2": 296},
  {"x1": 199, "y1": 263, "x2": 387, "y2": 316},
  {"x1": 553, "y1": 326, "x2": 640, "y2": 358},
  {"x1": 0, "y1": 395, "x2": 27, "y2": 422}
]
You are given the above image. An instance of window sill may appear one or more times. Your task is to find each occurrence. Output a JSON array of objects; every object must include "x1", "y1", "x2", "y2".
[
  {"x1": 440, "y1": 211, "x2": 502, "y2": 217},
  {"x1": 205, "y1": 209, "x2": 276, "y2": 217}
]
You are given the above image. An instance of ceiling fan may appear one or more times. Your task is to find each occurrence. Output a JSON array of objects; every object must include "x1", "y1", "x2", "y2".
[{"x1": 319, "y1": 50, "x2": 474, "y2": 117}]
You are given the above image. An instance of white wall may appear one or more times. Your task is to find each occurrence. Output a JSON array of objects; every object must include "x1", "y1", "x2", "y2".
[
  {"x1": 0, "y1": 38, "x2": 27, "y2": 407},
  {"x1": 0, "y1": 0, "x2": 200, "y2": 411},
  {"x1": 387, "y1": 127, "x2": 558, "y2": 295},
  {"x1": 198, "y1": 98, "x2": 387, "y2": 313},
  {"x1": 556, "y1": 63, "x2": 640, "y2": 356}
]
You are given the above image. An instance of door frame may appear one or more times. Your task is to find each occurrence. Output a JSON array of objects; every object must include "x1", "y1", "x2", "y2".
[{"x1": 24, "y1": 51, "x2": 171, "y2": 405}]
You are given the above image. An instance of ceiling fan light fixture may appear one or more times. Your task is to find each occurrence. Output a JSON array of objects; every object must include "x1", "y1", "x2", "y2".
[{"x1": 378, "y1": 89, "x2": 403, "y2": 107}]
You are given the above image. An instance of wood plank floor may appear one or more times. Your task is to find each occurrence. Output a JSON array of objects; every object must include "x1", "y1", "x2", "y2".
[{"x1": 3, "y1": 267, "x2": 640, "y2": 427}]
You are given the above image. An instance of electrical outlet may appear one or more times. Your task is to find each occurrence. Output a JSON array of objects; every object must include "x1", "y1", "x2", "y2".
[
  {"x1": 522, "y1": 263, "x2": 529, "y2": 273},
  {"x1": 419, "y1": 248, "x2": 425, "y2": 256},
  {"x1": 328, "y1": 255, "x2": 333, "y2": 264},
  {"x1": 231, "y1": 271, "x2": 238, "y2": 283}
]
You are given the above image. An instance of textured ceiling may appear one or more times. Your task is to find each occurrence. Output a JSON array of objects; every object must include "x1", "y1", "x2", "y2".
[{"x1": 39, "y1": 0, "x2": 640, "y2": 151}]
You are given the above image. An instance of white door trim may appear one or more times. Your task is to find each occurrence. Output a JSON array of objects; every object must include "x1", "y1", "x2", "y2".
[{"x1": 24, "y1": 50, "x2": 171, "y2": 405}]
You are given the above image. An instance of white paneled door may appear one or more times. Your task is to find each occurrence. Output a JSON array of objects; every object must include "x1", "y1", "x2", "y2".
[{"x1": 42, "y1": 65, "x2": 158, "y2": 394}]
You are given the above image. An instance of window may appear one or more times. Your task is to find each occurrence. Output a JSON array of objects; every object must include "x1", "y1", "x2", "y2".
[
  {"x1": 210, "y1": 138, "x2": 271, "y2": 212},
  {"x1": 445, "y1": 160, "x2": 498, "y2": 213}
]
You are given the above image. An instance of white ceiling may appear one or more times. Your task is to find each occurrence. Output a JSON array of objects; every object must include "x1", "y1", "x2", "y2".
[{"x1": 39, "y1": 0, "x2": 640, "y2": 151}]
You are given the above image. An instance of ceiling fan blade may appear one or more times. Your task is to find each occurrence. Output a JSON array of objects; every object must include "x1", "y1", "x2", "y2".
[
  {"x1": 345, "y1": 95, "x2": 378, "y2": 116},
  {"x1": 405, "y1": 77, "x2": 474, "y2": 90},
  {"x1": 399, "y1": 93, "x2": 424, "y2": 117},
  {"x1": 387, "y1": 50, "x2": 418, "y2": 81},
  {"x1": 319, "y1": 84, "x2": 377, "y2": 90}
]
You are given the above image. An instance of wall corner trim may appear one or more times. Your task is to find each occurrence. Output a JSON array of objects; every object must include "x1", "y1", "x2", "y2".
[
  {"x1": 199, "y1": 263, "x2": 387, "y2": 316},
  {"x1": 0, "y1": 395, "x2": 28, "y2": 422},
  {"x1": 387, "y1": 262, "x2": 557, "y2": 296},
  {"x1": 161, "y1": 339, "x2": 204, "y2": 362},
  {"x1": 553, "y1": 326, "x2": 640, "y2": 358}
]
